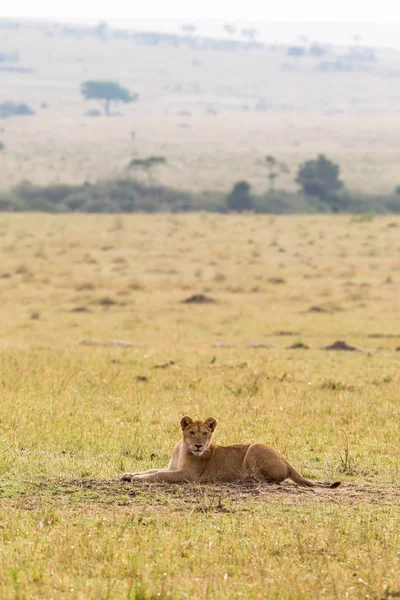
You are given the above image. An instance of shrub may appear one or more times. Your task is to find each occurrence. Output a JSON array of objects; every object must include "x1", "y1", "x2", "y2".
[
  {"x1": 309, "y1": 44, "x2": 327, "y2": 57},
  {"x1": 287, "y1": 46, "x2": 305, "y2": 57},
  {"x1": 0, "y1": 101, "x2": 35, "y2": 118},
  {"x1": 84, "y1": 109, "x2": 102, "y2": 117},
  {"x1": 227, "y1": 181, "x2": 253, "y2": 212}
]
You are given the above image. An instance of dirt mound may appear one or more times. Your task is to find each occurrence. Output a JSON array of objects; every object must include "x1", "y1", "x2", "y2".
[
  {"x1": 323, "y1": 340, "x2": 358, "y2": 351},
  {"x1": 308, "y1": 305, "x2": 329, "y2": 313},
  {"x1": 181, "y1": 294, "x2": 216, "y2": 304}
]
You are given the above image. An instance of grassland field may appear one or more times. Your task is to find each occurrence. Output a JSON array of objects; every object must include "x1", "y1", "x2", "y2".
[
  {"x1": 2, "y1": 21, "x2": 400, "y2": 195},
  {"x1": 0, "y1": 212, "x2": 400, "y2": 598}
]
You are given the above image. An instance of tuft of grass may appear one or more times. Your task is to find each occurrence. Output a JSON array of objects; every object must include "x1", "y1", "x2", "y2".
[
  {"x1": 288, "y1": 340, "x2": 309, "y2": 350},
  {"x1": 321, "y1": 379, "x2": 355, "y2": 391}
]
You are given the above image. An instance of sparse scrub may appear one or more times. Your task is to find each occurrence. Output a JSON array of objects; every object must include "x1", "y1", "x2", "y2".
[{"x1": 1, "y1": 177, "x2": 400, "y2": 214}]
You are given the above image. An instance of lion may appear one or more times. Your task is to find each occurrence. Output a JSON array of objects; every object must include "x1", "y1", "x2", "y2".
[{"x1": 121, "y1": 416, "x2": 341, "y2": 488}]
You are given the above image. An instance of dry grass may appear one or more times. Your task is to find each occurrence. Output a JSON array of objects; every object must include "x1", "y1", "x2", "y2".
[{"x1": 1, "y1": 213, "x2": 400, "y2": 598}]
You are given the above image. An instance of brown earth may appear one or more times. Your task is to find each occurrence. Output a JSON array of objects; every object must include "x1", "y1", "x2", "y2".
[{"x1": 5, "y1": 479, "x2": 398, "y2": 511}]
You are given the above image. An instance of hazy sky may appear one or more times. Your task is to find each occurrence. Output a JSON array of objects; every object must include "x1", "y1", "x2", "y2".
[{"x1": 3, "y1": 0, "x2": 400, "y2": 22}]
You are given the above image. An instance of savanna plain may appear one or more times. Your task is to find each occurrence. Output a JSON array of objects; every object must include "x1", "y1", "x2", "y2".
[{"x1": 1, "y1": 212, "x2": 400, "y2": 599}]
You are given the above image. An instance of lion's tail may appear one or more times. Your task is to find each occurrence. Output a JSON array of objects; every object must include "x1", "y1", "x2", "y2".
[{"x1": 288, "y1": 466, "x2": 341, "y2": 489}]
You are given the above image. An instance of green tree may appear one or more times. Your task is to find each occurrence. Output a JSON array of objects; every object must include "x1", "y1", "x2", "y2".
[
  {"x1": 296, "y1": 154, "x2": 343, "y2": 206},
  {"x1": 80, "y1": 81, "x2": 138, "y2": 116},
  {"x1": 265, "y1": 155, "x2": 289, "y2": 192},
  {"x1": 227, "y1": 181, "x2": 253, "y2": 212},
  {"x1": 128, "y1": 156, "x2": 167, "y2": 184}
]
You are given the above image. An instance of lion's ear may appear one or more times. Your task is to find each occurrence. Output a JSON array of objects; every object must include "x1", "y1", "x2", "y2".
[
  {"x1": 180, "y1": 416, "x2": 194, "y2": 430},
  {"x1": 204, "y1": 417, "x2": 217, "y2": 432}
]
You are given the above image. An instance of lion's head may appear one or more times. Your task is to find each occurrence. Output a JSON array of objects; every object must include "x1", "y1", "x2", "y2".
[{"x1": 180, "y1": 416, "x2": 217, "y2": 457}]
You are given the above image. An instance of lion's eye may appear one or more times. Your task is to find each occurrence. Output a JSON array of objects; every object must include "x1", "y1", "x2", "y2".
[
  {"x1": 203, "y1": 432, "x2": 207, "y2": 437},
  {"x1": 190, "y1": 431, "x2": 195, "y2": 436}
]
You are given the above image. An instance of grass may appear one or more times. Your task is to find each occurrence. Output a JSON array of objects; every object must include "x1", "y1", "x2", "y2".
[{"x1": 1, "y1": 213, "x2": 400, "y2": 598}]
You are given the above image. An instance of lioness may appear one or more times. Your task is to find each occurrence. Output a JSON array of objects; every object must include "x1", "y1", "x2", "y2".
[{"x1": 121, "y1": 416, "x2": 341, "y2": 488}]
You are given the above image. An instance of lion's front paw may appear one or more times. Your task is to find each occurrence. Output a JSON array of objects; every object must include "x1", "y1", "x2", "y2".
[{"x1": 121, "y1": 472, "x2": 137, "y2": 482}]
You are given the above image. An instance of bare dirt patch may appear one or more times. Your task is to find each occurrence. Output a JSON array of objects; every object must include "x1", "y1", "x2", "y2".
[{"x1": 8, "y1": 478, "x2": 398, "y2": 510}]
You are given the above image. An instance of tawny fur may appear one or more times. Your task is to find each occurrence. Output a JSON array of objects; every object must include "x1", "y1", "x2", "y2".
[{"x1": 121, "y1": 416, "x2": 341, "y2": 489}]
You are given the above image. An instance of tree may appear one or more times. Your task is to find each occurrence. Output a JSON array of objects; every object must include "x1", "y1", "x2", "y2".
[
  {"x1": 0, "y1": 101, "x2": 34, "y2": 118},
  {"x1": 95, "y1": 21, "x2": 108, "y2": 42},
  {"x1": 224, "y1": 24, "x2": 236, "y2": 35},
  {"x1": 227, "y1": 181, "x2": 253, "y2": 212},
  {"x1": 296, "y1": 154, "x2": 344, "y2": 208},
  {"x1": 265, "y1": 155, "x2": 289, "y2": 192},
  {"x1": 241, "y1": 28, "x2": 257, "y2": 41},
  {"x1": 181, "y1": 24, "x2": 197, "y2": 35},
  {"x1": 128, "y1": 156, "x2": 167, "y2": 184},
  {"x1": 80, "y1": 81, "x2": 138, "y2": 116}
]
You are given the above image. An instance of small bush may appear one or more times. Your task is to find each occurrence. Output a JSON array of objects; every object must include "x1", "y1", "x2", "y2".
[
  {"x1": 0, "y1": 101, "x2": 35, "y2": 118},
  {"x1": 84, "y1": 109, "x2": 102, "y2": 117},
  {"x1": 227, "y1": 181, "x2": 253, "y2": 212},
  {"x1": 288, "y1": 341, "x2": 309, "y2": 349},
  {"x1": 287, "y1": 46, "x2": 305, "y2": 57}
]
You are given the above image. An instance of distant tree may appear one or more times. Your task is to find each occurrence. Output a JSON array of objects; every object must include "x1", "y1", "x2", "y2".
[
  {"x1": 227, "y1": 181, "x2": 253, "y2": 212},
  {"x1": 0, "y1": 101, "x2": 34, "y2": 118},
  {"x1": 128, "y1": 156, "x2": 167, "y2": 184},
  {"x1": 224, "y1": 23, "x2": 236, "y2": 35},
  {"x1": 241, "y1": 28, "x2": 258, "y2": 41},
  {"x1": 394, "y1": 185, "x2": 400, "y2": 196},
  {"x1": 95, "y1": 21, "x2": 108, "y2": 41},
  {"x1": 298, "y1": 35, "x2": 309, "y2": 47},
  {"x1": 287, "y1": 46, "x2": 305, "y2": 57},
  {"x1": 0, "y1": 141, "x2": 4, "y2": 151},
  {"x1": 80, "y1": 81, "x2": 138, "y2": 116},
  {"x1": 265, "y1": 155, "x2": 289, "y2": 192},
  {"x1": 181, "y1": 24, "x2": 197, "y2": 35},
  {"x1": 296, "y1": 154, "x2": 344, "y2": 207},
  {"x1": 308, "y1": 43, "x2": 327, "y2": 58}
]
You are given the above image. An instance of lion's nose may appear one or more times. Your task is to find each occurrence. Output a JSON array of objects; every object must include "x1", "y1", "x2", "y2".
[{"x1": 195, "y1": 444, "x2": 202, "y2": 450}]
